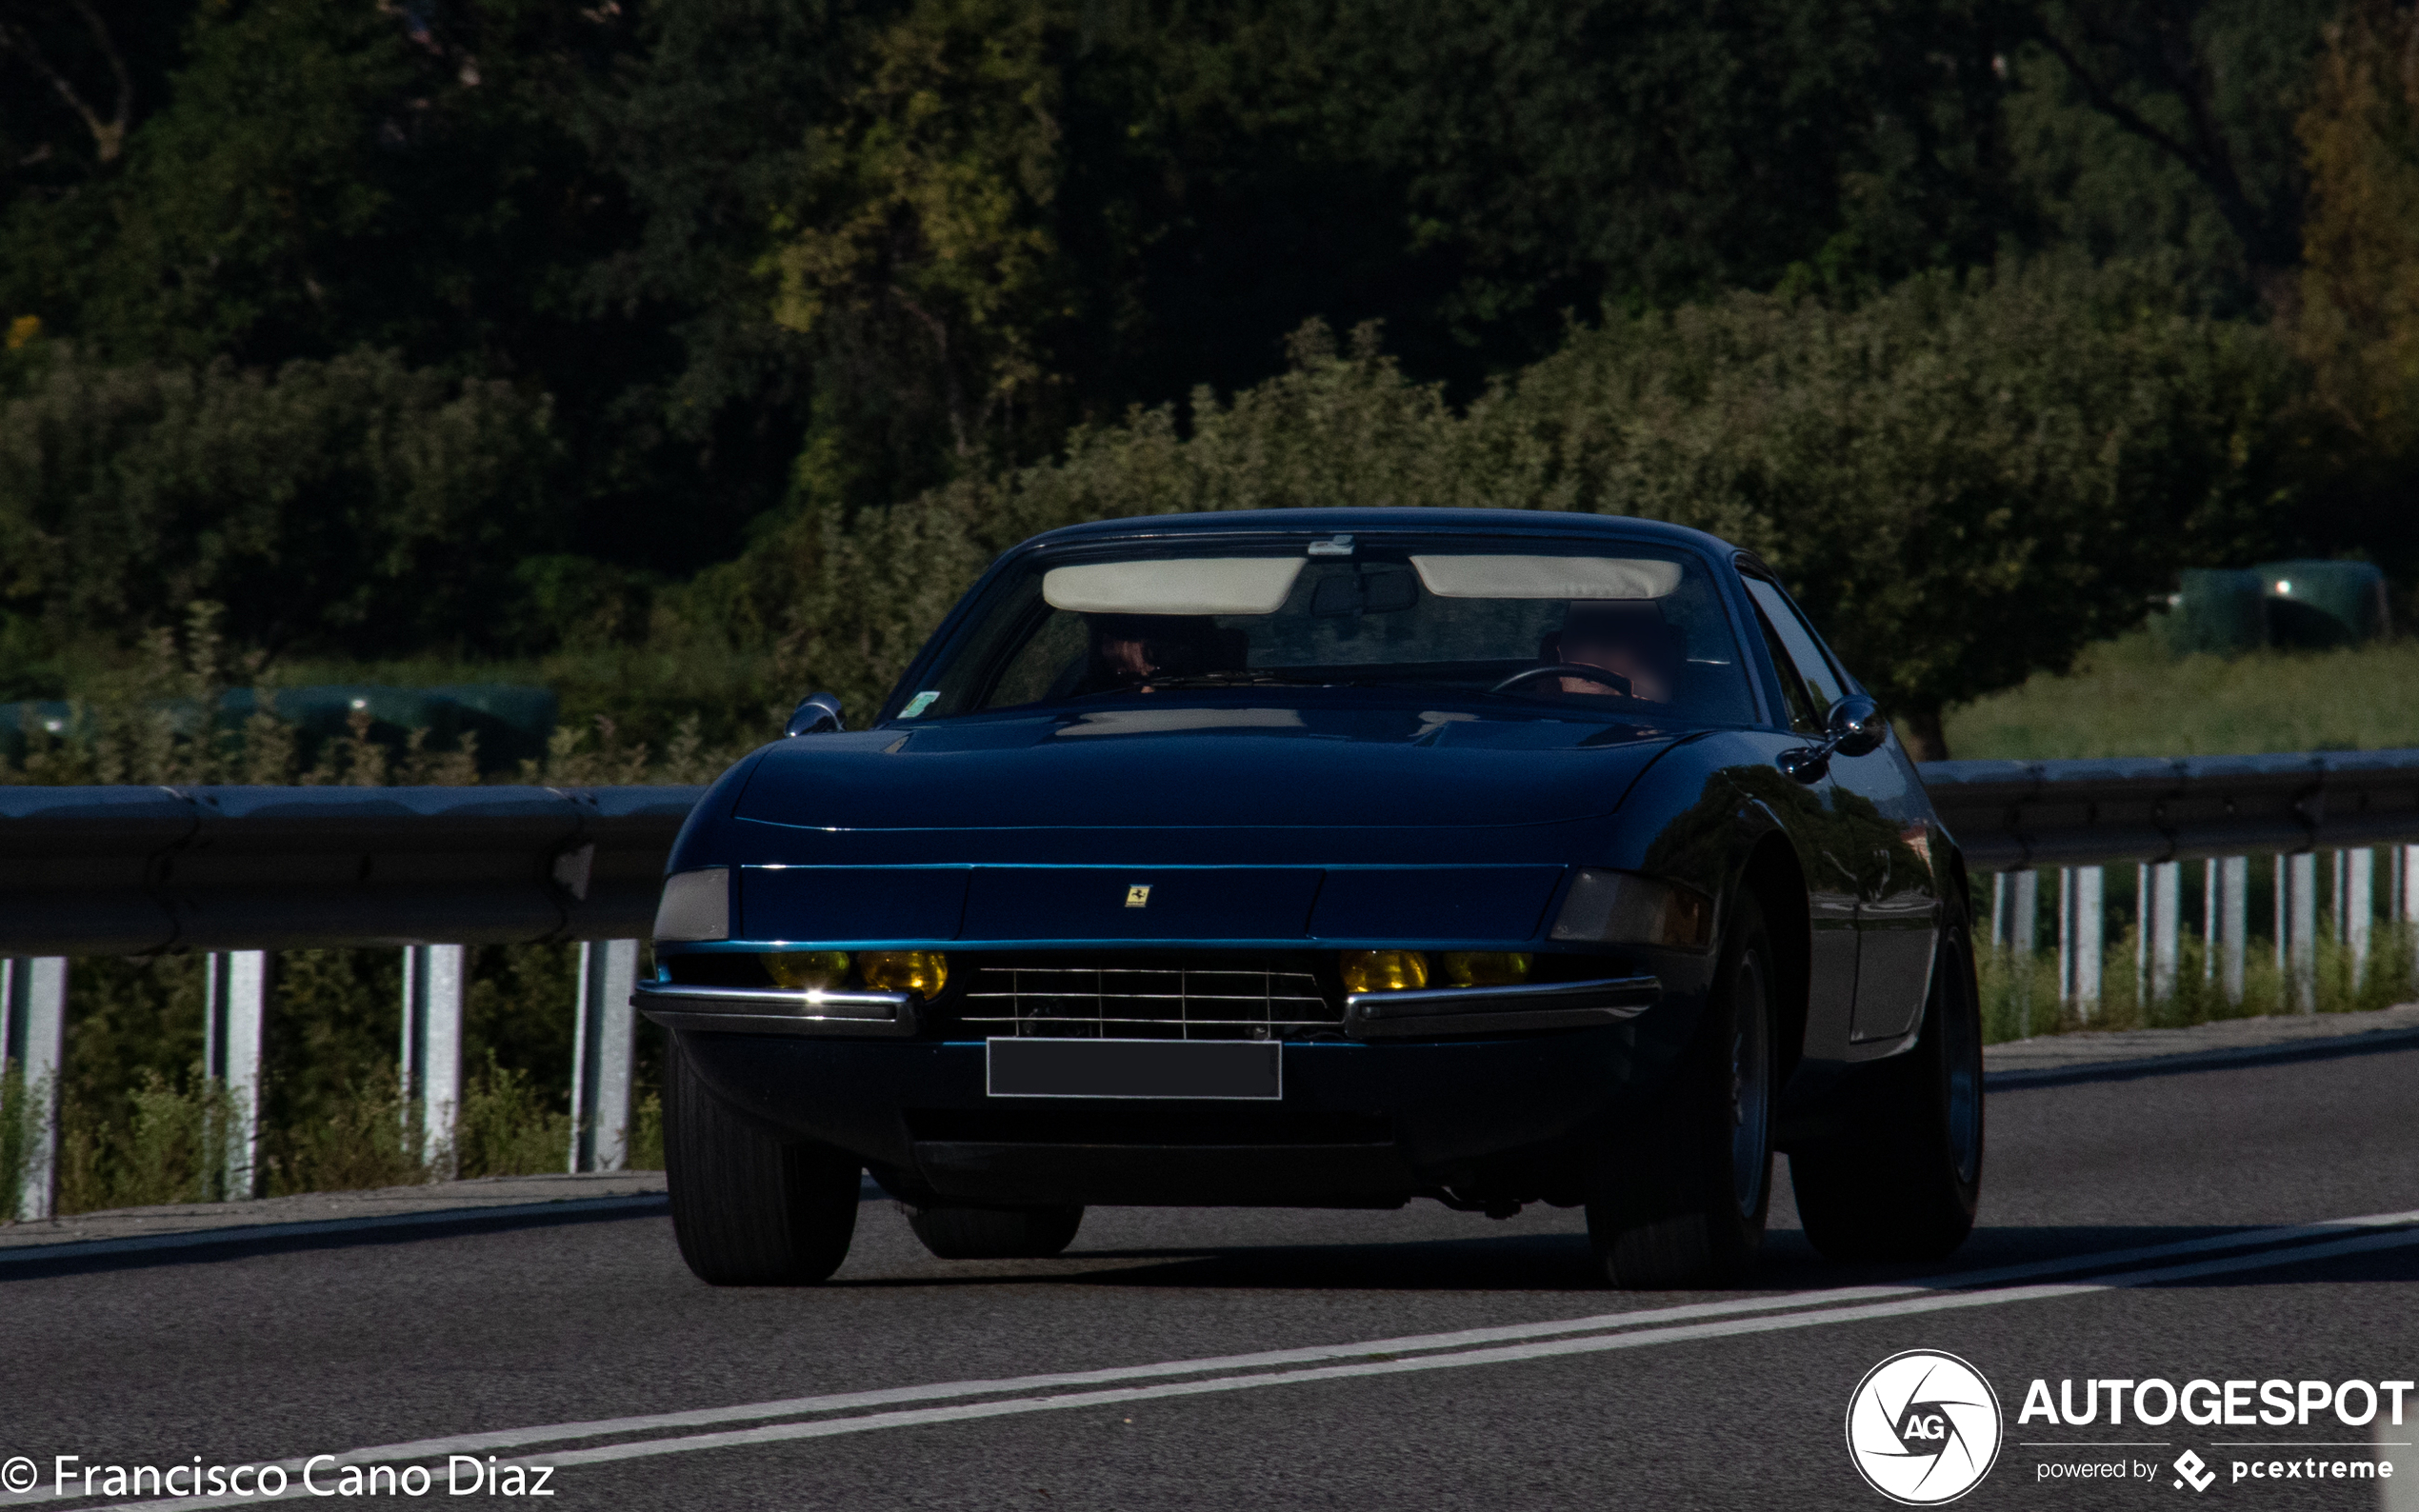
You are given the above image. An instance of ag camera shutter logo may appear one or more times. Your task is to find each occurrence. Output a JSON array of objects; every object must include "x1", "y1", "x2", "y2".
[{"x1": 1846, "y1": 1350, "x2": 2004, "y2": 1504}]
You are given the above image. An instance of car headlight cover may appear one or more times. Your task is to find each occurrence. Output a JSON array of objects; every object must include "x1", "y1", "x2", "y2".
[
  {"x1": 764, "y1": 950, "x2": 851, "y2": 990},
  {"x1": 1340, "y1": 950, "x2": 1429, "y2": 992},
  {"x1": 859, "y1": 949, "x2": 949, "y2": 996},
  {"x1": 653, "y1": 867, "x2": 730, "y2": 942},
  {"x1": 1549, "y1": 869, "x2": 1713, "y2": 951}
]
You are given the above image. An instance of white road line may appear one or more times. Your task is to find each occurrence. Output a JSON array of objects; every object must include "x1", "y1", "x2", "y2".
[
  {"x1": 13, "y1": 1203, "x2": 2411, "y2": 1511},
  {"x1": 68, "y1": 1219, "x2": 2419, "y2": 1511}
]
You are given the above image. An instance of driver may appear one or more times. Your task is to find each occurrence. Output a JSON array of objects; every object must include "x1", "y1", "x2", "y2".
[
  {"x1": 1082, "y1": 613, "x2": 1234, "y2": 691},
  {"x1": 1549, "y1": 601, "x2": 1685, "y2": 703}
]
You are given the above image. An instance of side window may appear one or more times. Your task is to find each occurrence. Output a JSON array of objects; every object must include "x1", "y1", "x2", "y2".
[
  {"x1": 1744, "y1": 578, "x2": 1848, "y2": 717},
  {"x1": 983, "y1": 609, "x2": 1088, "y2": 708},
  {"x1": 1749, "y1": 603, "x2": 1824, "y2": 734}
]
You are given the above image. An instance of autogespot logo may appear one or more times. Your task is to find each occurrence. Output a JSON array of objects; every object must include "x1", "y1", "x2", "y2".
[{"x1": 1847, "y1": 1350, "x2": 2006, "y2": 1504}]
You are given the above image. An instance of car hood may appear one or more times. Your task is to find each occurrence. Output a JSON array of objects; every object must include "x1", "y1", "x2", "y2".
[{"x1": 731, "y1": 703, "x2": 1689, "y2": 832}]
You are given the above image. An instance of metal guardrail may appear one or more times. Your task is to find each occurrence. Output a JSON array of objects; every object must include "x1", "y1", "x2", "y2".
[
  {"x1": 0, "y1": 785, "x2": 706, "y2": 956},
  {"x1": 5, "y1": 750, "x2": 2416, "y2": 959},
  {"x1": 6, "y1": 751, "x2": 2419, "y2": 1225},
  {"x1": 1921, "y1": 750, "x2": 2419, "y2": 872}
]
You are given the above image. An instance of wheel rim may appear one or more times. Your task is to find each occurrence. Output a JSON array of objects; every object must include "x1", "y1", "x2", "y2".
[
  {"x1": 1941, "y1": 934, "x2": 1982, "y2": 1186},
  {"x1": 1729, "y1": 950, "x2": 1772, "y2": 1217}
]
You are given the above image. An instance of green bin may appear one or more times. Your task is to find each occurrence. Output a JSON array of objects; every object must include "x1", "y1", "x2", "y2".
[
  {"x1": 2251, "y1": 560, "x2": 2389, "y2": 649},
  {"x1": 2168, "y1": 568, "x2": 2269, "y2": 657}
]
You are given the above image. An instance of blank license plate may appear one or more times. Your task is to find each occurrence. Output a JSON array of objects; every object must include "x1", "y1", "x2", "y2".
[{"x1": 986, "y1": 1038, "x2": 1282, "y2": 1101}]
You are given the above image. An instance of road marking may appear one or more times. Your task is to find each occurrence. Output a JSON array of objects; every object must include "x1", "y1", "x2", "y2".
[
  {"x1": 13, "y1": 1203, "x2": 2413, "y2": 1510},
  {"x1": 51, "y1": 1213, "x2": 2419, "y2": 1511},
  {"x1": 500, "y1": 1227, "x2": 2419, "y2": 1474}
]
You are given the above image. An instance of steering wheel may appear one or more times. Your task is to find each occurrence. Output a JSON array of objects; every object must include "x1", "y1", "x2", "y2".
[{"x1": 1489, "y1": 663, "x2": 1635, "y2": 697}]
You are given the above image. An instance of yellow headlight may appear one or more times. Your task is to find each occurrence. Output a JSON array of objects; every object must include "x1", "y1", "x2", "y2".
[
  {"x1": 1438, "y1": 951, "x2": 1532, "y2": 987},
  {"x1": 763, "y1": 950, "x2": 851, "y2": 990},
  {"x1": 859, "y1": 949, "x2": 949, "y2": 996},
  {"x1": 1340, "y1": 949, "x2": 1429, "y2": 993}
]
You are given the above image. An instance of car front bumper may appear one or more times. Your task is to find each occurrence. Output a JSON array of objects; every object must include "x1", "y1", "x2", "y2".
[{"x1": 672, "y1": 1005, "x2": 1700, "y2": 1210}]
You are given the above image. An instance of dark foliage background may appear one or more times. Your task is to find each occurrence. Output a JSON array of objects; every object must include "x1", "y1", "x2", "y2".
[
  {"x1": 2, "y1": 0, "x2": 2414, "y2": 749},
  {"x1": 6, "y1": 0, "x2": 2419, "y2": 1205}
]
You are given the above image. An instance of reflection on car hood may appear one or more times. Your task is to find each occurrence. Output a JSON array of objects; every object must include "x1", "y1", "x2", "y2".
[{"x1": 733, "y1": 704, "x2": 1689, "y2": 831}]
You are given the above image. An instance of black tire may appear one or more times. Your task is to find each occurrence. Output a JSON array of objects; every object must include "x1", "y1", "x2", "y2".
[
  {"x1": 1790, "y1": 905, "x2": 1985, "y2": 1263},
  {"x1": 905, "y1": 1204, "x2": 1085, "y2": 1261},
  {"x1": 1586, "y1": 893, "x2": 1777, "y2": 1288},
  {"x1": 664, "y1": 1034, "x2": 862, "y2": 1285}
]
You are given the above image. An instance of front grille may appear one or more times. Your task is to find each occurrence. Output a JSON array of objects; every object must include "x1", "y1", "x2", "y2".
[{"x1": 958, "y1": 958, "x2": 1341, "y2": 1041}]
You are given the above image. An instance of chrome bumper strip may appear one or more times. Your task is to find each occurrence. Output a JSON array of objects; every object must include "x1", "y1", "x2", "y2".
[
  {"x1": 1343, "y1": 974, "x2": 1660, "y2": 1039},
  {"x1": 632, "y1": 980, "x2": 920, "y2": 1038}
]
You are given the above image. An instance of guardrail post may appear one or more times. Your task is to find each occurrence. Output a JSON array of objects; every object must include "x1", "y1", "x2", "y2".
[
  {"x1": 203, "y1": 952, "x2": 266, "y2": 1201},
  {"x1": 2405, "y1": 846, "x2": 2419, "y2": 986},
  {"x1": 2012, "y1": 870, "x2": 2037, "y2": 956},
  {"x1": 401, "y1": 945, "x2": 466, "y2": 1178},
  {"x1": 2058, "y1": 867, "x2": 2102, "y2": 1018},
  {"x1": 2345, "y1": 846, "x2": 2373, "y2": 990},
  {"x1": 3, "y1": 959, "x2": 67, "y2": 1222},
  {"x1": 2278, "y1": 853, "x2": 2318, "y2": 1012},
  {"x1": 570, "y1": 939, "x2": 638, "y2": 1174},
  {"x1": 2136, "y1": 861, "x2": 2179, "y2": 1008},
  {"x1": 2214, "y1": 856, "x2": 2247, "y2": 1005}
]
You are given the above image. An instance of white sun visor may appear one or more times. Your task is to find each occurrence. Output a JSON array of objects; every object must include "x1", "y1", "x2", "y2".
[
  {"x1": 1042, "y1": 557, "x2": 1307, "y2": 616},
  {"x1": 1409, "y1": 554, "x2": 1684, "y2": 601}
]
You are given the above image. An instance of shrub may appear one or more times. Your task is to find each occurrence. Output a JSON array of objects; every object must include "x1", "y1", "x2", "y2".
[{"x1": 682, "y1": 261, "x2": 2304, "y2": 758}]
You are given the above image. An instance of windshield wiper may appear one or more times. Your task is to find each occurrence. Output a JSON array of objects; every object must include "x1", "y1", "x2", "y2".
[
  {"x1": 1141, "y1": 670, "x2": 1333, "y2": 688},
  {"x1": 1053, "y1": 669, "x2": 1331, "y2": 702}
]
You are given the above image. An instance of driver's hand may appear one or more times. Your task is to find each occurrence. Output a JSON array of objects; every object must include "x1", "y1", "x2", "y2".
[{"x1": 1557, "y1": 672, "x2": 1630, "y2": 697}]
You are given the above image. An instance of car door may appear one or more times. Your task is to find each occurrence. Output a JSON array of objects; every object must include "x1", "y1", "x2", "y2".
[
  {"x1": 1743, "y1": 578, "x2": 1941, "y2": 1044},
  {"x1": 1737, "y1": 589, "x2": 1863, "y2": 1058}
]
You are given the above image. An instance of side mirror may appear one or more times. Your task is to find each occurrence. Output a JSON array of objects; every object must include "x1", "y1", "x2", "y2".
[
  {"x1": 785, "y1": 692, "x2": 845, "y2": 737},
  {"x1": 1777, "y1": 694, "x2": 1887, "y2": 783},
  {"x1": 1827, "y1": 695, "x2": 1886, "y2": 758}
]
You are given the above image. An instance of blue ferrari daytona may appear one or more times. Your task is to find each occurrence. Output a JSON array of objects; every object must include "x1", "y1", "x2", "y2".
[{"x1": 638, "y1": 508, "x2": 1984, "y2": 1287}]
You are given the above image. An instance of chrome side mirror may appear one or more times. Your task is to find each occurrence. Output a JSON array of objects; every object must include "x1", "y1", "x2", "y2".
[
  {"x1": 785, "y1": 692, "x2": 845, "y2": 737},
  {"x1": 1828, "y1": 695, "x2": 1886, "y2": 757},
  {"x1": 1778, "y1": 694, "x2": 1886, "y2": 782}
]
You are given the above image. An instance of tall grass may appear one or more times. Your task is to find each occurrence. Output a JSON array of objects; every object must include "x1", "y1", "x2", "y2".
[
  {"x1": 1978, "y1": 920, "x2": 2416, "y2": 1043},
  {"x1": 0, "y1": 1060, "x2": 37, "y2": 1218},
  {"x1": 40, "y1": 1051, "x2": 661, "y2": 1217},
  {"x1": 1942, "y1": 630, "x2": 2419, "y2": 761},
  {"x1": 3, "y1": 601, "x2": 756, "y2": 788},
  {"x1": 452, "y1": 1052, "x2": 575, "y2": 1181}
]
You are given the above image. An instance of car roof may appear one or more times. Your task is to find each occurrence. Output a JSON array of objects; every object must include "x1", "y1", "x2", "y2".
[{"x1": 1026, "y1": 507, "x2": 1739, "y2": 559}]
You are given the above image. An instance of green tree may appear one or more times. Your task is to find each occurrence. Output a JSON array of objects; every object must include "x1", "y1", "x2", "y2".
[
  {"x1": 686, "y1": 261, "x2": 2300, "y2": 756},
  {"x1": 0, "y1": 343, "x2": 556, "y2": 658},
  {"x1": 564, "y1": 0, "x2": 884, "y2": 568},
  {"x1": 764, "y1": 0, "x2": 1075, "y2": 498},
  {"x1": 2294, "y1": 0, "x2": 2419, "y2": 455},
  {"x1": 2019, "y1": 0, "x2": 2336, "y2": 293}
]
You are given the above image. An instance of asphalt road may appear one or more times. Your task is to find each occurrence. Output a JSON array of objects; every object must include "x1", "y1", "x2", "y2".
[{"x1": 6, "y1": 1040, "x2": 2418, "y2": 1512}]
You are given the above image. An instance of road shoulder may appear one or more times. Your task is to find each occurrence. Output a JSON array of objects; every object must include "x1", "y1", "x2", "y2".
[{"x1": 1985, "y1": 1000, "x2": 2419, "y2": 1087}]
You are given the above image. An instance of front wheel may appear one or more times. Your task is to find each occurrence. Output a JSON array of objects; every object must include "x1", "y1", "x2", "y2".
[
  {"x1": 1790, "y1": 908, "x2": 1984, "y2": 1263},
  {"x1": 1586, "y1": 893, "x2": 1777, "y2": 1288},
  {"x1": 664, "y1": 1034, "x2": 862, "y2": 1285}
]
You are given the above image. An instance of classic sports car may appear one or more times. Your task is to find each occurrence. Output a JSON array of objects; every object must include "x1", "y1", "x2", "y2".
[{"x1": 639, "y1": 508, "x2": 1983, "y2": 1288}]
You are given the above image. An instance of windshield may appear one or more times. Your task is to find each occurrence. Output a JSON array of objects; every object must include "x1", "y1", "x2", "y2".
[{"x1": 890, "y1": 533, "x2": 1757, "y2": 725}]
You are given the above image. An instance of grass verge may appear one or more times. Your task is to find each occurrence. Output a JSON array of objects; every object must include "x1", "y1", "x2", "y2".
[
  {"x1": 1978, "y1": 920, "x2": 2416, "y2": 1042},
  {"x1": 1941, "y1": 629, "x2": 2419, "y2": 760}
]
